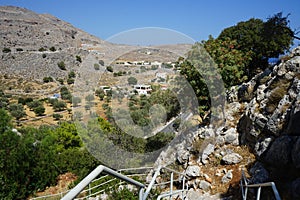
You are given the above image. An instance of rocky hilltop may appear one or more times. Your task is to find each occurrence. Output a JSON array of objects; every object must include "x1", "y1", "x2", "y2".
[
  {"x1": 0, "y1": 6, "x2": 191, "y2": 90},
  {"x1": 0, "y1": 6, "x2": 101, "y2": 49}
]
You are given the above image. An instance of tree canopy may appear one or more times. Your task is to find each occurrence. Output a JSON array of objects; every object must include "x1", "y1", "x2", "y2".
[{"x1": 217, "y1": 12, "x2": 294, "y2": 75}]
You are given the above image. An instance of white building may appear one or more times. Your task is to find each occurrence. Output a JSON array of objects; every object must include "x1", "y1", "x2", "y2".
[{"x1": 133, "y1": 84, "x2": 152, "y2": 95}]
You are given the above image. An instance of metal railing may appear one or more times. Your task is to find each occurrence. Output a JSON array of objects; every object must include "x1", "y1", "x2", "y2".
[
  {"x1": 61, "y1": 165, "x2": 146, "y2": 200},
  {"x1": 240, "y1": 170, "x2": 281, "y2": 200},
  {"x1": 30, "y1": 164, "x2": 188, "y2": 200}
]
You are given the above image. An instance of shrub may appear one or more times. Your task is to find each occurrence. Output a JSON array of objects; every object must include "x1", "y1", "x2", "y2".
[
  {"x1": 2, "y1": 48, "x2": 11, "y2": 53},
  {"x1": 76, "y1": 55, "x2": 82, "y2": 63},
  {"x1": 42, "y1": 53, "x2": 47, "y2": 58},
  {"x1": 57, "y1": 78, "x2": 64, "y2": 85},
  {"x1": 99, "y1": 60, "x2": 104, "y2": 66},
  {"x1": 53, "y1": 113, "x2": 63, "y2": 120},
  {"x1": 67, "y1": 78, "x2": 74, "y2": 85},
  {"x1": 68, "y1": 71, "x2": 76, "y2": 78},
  {"x1": 16, "y1": 48, "x2": 23, "y2": 52},
  {"x1": 43, "y1": 76, "x2": 53, "y2": 83},
  {"x1": 57, "y1": 61, "x2": 66, "y2": 70},
  {"x1": 38, "y1": 47, "x2": 47, "y2": 52},
  {"x1": 106, "y1": 66, "x2": 113, "y2": 72},
  {"x1": 49, "y1": 46, "x2": 56, "y2": 52},
  {"x1": 33, "y1": 105, "x2": 45, "y2": 116},
  {"x1": 127, "y1": 76, "x2": 137, "y2": 85},
  {"x1": 94, "y1": 64, "x2": 100, "y2": 70}
]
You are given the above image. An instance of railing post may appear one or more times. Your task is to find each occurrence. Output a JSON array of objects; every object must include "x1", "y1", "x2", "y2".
[
  {"x1": 170, "y1": 172, "x2": 173, "y2": 200},
  {"x1": 256, "y1": 187, "x2": 261, "y2": 200},
  {"x1": 142, "y1": 165, "x2": 162, "y2": 200}
]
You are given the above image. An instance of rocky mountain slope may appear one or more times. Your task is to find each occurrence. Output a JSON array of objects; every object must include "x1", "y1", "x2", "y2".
[{"x1": 0, "y1": 6, "x2": 192, "y2": 92}]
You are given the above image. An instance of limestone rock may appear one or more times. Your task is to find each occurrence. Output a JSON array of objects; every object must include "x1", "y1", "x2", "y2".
[
  {"x1": 292, "y1": 137, "x2": 300, "y2": 168},
  {"x1": 221, "y1": 170, "x2": 233, "y2": 183},
  {"x1": 199, "y1": 180, "x2": 211, "y2": 191},
  {"x1": 263, "y1": 136, "x2": 293, "y2": 168},
  {"x1": 186, "y1": 165, "x2": 201, "y2": 178},
  {"x1": 201, "y1": 143, "x2": 215, "y2": 164},
  {"x1": 249, "y1": 162, "x2": 269, "y2": 184},
  {"x1": 290, "y1": 178, "x2": 300, "y2": 199},
  {"x1": 222, "y1": 153, "x2": 242, "y2": 165}
]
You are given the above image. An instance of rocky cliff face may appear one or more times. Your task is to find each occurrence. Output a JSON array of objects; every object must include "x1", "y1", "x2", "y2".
[
  {"x1": 235, "y1": 46, "x2": 300, "y2": 198},
  {"x1": 153, "y1": 47, "x2": 300, "y2": 199}
]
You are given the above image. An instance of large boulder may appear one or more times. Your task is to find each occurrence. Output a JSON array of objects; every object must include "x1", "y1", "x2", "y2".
[
  {"x1": 222, "y1": 153, "x2": 242, "y2": 165},
  {"x1": 292, "y1": 137, "x2": 300, "y2": 168},
  {"x1": 263, "y1": 136, "x2": 293, "y2": 168}
]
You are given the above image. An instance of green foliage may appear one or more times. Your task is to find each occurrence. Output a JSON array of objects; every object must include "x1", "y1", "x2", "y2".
[
  {"x1": 60, "y1": 86, "x2": 72, "y2": 101},
  {"x1": 38, "y1": 47, "x2": 47, "y2": 52},
  {"x1": 67, "y1": 78, "x2": 75, "y2": 84},
  {"x1": 49, "y1": 46, "x2": 56, "y2": 52},
  {"x1": 94, "y1": 63, "x2": 100, "y2": 70},
  {"x1": 52, "y1": 113, "x2": 63, "y2": 120},
  {"x1": 43, "y1": 76, "x2": 54, "y2": 83},
  {"x1": 57, "y1": 78, "x2": 64, "y2": 85},
  {"x1": 127, "y1": 76, "x2": 137, "y2": 85},
  {"x1": 16, "y1": 48, "x2": 23, "y2": 52},
  {"x1": 108, "y1": 187, "x2": 138, "y2": 200},
  {"x1": 146, "y1": 132, "x2": 174, "y2": 152},
  {"x1": 27, "y1": 100, "x2": 42, "y2": 110},
  {"x1": 2, "y1": 47, "x2": 11, "y2": 53},
  {"x1": 57, "y1": 61, "x2": 66, "y2": 70},
  {"x1": 95, "y1": 89, "x2": 105, "y2": 100},
  {"x1": 53, "y1": 100, "x2": 67, "y2": 111},
  {"x1": 72, "y1": 96, "x2": 81, "y2": 107},
  {"x1": 106, "y1": 66, "x2": 113, "y2": 72},
  {"x1": 8, "y1": 103, "x2": 26, "y2": 120},
  {"x1": 42, "y1": 53, "x2": 47, "y2": 58},
  {"x1": 204, "y1": 36, "x2": 251, "y2": 87},
  {"x1": 76, "y1": 55, "x2": 82, "y2": 63},
  {"x1": 218, "y1": 13, "x2": 293, "y2": 75},
  {"x1": 0, "y1": 110, "x2": 100, "y2": 199},
  {"x1": 33, "y1": 105, "x2": 45, "y2": 116},
  {"x1": 99, "y1": 60, "x2": 105, "y2": 66},
  {"x1": 68, "y1": 70, "x2": 76, "y2": 78}
]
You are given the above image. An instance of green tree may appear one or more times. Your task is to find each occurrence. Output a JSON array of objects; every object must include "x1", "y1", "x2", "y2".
[
  {"x1": 8, "y1": 103, "x2": 26, "y2": 120},
  {"x1": 95, "y1": 89, "x2": 105, "y2": 100},
  {"x1": 218, "y1": 13, "x2": 294, "y2": 75},
  {"x1": 53, "y1": 100, "x2": 67, "y2": 111},
  {"x1": 204, "y1": 36, "x2": 251, "y2": 87},
  {"x1": 53, "y1": 113, "x2": 63, "y2": 120},
  {"x1": 43, "y1": 76, "x2": 53, "y2": 83},
  {"x1": 27, "y1": 100, "x2": 42, "y2": 110},
  {"x1": 33, "y1": 105, "x2": 45, "y2": 116},
  {"x1": 127, "y1": 76, "x2": 137, "y2": 85},
  {"x1": 72, "y1": 96, "x2": 81, "y2": 107}
]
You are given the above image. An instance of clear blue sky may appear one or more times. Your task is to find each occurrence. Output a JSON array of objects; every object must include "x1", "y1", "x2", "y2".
[{"x1": 1, "y1": 0, "x2": 300, "y2": 45}]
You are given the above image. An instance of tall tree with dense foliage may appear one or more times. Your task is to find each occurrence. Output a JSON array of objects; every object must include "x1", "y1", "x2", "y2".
[{"x1": 218, "y1": 12, "x2": 294, "y2": 75}]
